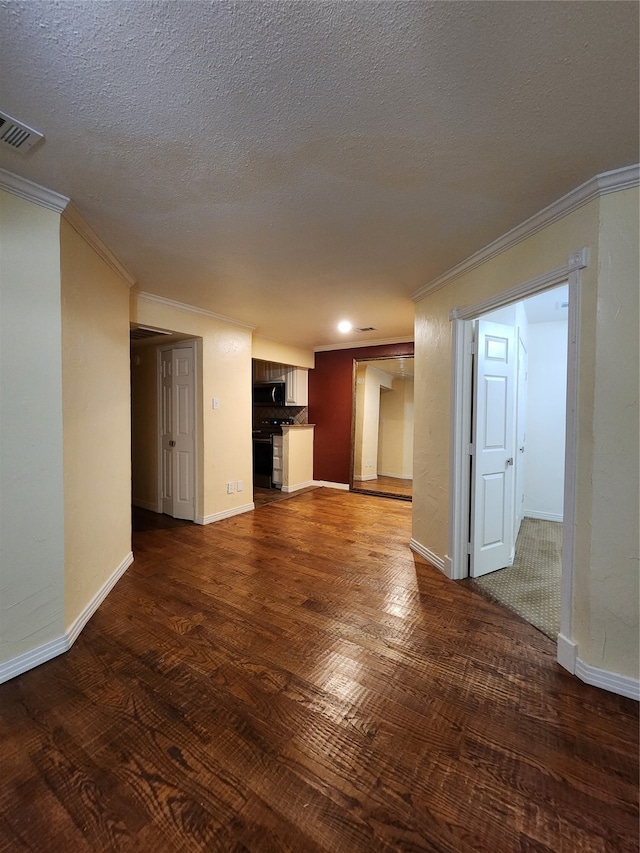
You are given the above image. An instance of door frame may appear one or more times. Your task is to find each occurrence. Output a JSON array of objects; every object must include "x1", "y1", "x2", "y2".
[
  {"x1": 447, "y1": 249, "x2": 588, "y2": 652},
  {"x1": 156, "y1": 339, "x2": 199, "y2": 521}
]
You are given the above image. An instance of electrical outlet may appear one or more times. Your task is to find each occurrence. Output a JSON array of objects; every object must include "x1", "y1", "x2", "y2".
[
  {"x1": 212, "y1": 397, "x2": 220, "y2": 410},
  {"x1": 226, "y1": 482, "x2": 234, "y2": 494},
  {"x1": 237, "y1": 480, "x2": 243, "y2": 492}
]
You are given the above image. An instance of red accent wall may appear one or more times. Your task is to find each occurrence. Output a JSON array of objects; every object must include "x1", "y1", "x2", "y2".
[{"x1": 309, "y1": 342, "x2": 414, "y2": 485}]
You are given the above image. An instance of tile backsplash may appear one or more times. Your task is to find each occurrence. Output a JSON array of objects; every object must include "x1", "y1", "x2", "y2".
[{"x1": 253, "y1": 406, "x2": 308, "y2": 425}]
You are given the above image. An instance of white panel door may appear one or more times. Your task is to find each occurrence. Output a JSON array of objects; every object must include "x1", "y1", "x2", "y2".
[
  {"x1": 171, "y1": 348, "x2": 195, "y2": 519},
  {"x1": 159, "y1": 345, "x2": 195, "y2": 520},
  {"x1": 470, "y1": 320, "x2": 516, "y2": 577},
  {"x1": 160, "y1": 349, "x2": 174, "y2": 515}
]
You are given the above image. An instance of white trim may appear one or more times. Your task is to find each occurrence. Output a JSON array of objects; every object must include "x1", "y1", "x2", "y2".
[
  {"x1": 66, "y1": 552, "x2": 134, "y2": 647},
  {"x1": 354, "y1": 474, "x2": 377, "y2": 482},
  {"x1": 0, "y1": 166, "x2": 69, "y2": 212},
  {"x1": 314, "y1": 335, "x2": 414, "y2": 353},
  {"x1": 523, "y1": 510, "x2": 564, "y2": 523},
  {"x1": 559, "y1": 635, "x2": 640, "y2": 700},
  {"x1": 448, "y1": 257, "x2": 581, "y2": 582},
  {"x1": 448, "y1": 318, "x2": 473, "y2": 580},
  {"x1": 63, "y1": 203, "x2": 136, "y2": 287},
  {"x1": 377, "y1": 472, "x2": 412, "y2": 480},
  {"x1": 0, "y1": 551, "x2": 133, "y2": 685},
  {"x1": 557, "y1": 633, "x2": 578, "y2": 673},
  {"x1": 574, "y1": 659, "x2": 640, "y2": 701},
  {"x1": 412, "y1": 165, "x2": 637, "y2": 301},
  {"x1": 450, "y1": 262, "x2": 578, "y2": 322},
  {"x1": 313, "y1": 480, "x2": 350, "y2": 490},
  {"x1": 132, "y1": 498, "x2": 161, "y2": 513},
  {"x1": 196, "y1": 503, "x2": 254, "y2": 524},
  {"x1": 137, "y1": 291, "x2": 256, "y2": 331},
  {"x1": 410, "y1": 539, "x2": 445, "y2": 573},
  {"x1": 282, "y1": 480, "x2": 316, "y2": 493}
]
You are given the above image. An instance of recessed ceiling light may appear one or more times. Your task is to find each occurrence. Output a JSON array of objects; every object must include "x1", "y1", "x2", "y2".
[{"x1": 338, "y1": 320, "x2": 352, "y2": 333}]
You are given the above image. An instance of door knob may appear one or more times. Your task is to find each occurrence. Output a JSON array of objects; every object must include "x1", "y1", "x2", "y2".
[
  {"x1": 169, "y1": 440, "x2": 176, "y2": 447},
  {"x1": 506, "y1": 457, "x2": 514, "y2": 466},
  {"x1": 519, "y1": 446, "x2": 525, "y2": 453}
]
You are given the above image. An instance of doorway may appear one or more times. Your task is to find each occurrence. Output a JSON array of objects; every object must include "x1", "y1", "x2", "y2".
[
  {"x1": 130, "y1": 330, "x2": 199, "y2": 522},
  {"x1": 447, "y1": 248, "x2": 588, "y2": 656},
  {"x1": 469, "y1": 286, "x2": 568, "y2": 638},
  {"x1": 350, "y1": 356, "x2": 414, "y2": 501}
]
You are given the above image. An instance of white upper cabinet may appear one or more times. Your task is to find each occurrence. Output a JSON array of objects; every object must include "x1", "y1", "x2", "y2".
[
  {"x1": 285, "y1": 368, "x2": 308, "y2": 406},
  {"x1": 253, "y1": 360, "x2": 308, "y2": 406}
]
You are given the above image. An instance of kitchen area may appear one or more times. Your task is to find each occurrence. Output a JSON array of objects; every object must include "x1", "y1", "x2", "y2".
[{"x1": 252, "y1": 360, "x2": 315, "y2": 499}]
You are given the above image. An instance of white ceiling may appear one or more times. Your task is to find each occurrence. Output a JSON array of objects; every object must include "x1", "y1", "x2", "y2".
[{"x1": 1, "y1": 1, "x2": 637, "y2": 348}]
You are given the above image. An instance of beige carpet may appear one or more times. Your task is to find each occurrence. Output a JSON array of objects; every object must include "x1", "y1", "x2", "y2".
[{"x1": 472, "y1": 518, "x2": 562, "y2": 640}]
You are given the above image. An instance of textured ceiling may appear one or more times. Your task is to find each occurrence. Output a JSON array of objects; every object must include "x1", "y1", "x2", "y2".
[{"x1": 0, "y1": 1, "x2": 638, "y2": 348}]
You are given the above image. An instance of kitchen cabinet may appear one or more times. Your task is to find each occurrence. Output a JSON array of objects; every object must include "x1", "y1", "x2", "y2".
[
  {"x1": 253, "y1": 360, "x2": 308, "y2": 406},
  {"x1": 285, "y1": 368, "x2": 308, "y2": 406}
]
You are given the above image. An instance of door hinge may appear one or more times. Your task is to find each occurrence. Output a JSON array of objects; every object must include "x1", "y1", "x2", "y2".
[
  {"x1": 469, "y1": 341, "x2": 477, "y2": 355},
  {"x1": 466, "y1": 542, "x2": 472, "y2": 555},
  {"x1": 467, "y1": 443, "x2": 475, "y2": 455}
]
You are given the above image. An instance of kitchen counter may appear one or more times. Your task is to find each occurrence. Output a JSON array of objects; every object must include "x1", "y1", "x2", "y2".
[{"x1": 279, "y1": 425, "x2": 314, "y2": 492}]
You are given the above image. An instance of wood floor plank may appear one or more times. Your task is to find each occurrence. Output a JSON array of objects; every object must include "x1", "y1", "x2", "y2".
[{"x1": 0, "y1": 489, "x2": 637, "y2": 852}]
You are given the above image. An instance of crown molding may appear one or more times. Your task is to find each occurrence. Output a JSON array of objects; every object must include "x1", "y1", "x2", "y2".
[
  {"x1": 314, "y1": 334, "x2": 414, "y2": 353},
  {"x1": 63, "y1": 203, "x2": 136, "y2": 288},
  {"x1": 0, "y1": 166, "x2": 69, "y2": 212},
  {"x1": 412, "y1": 163, "x2": 639, "y2": 303},
  {"x1": 135, "y1": 291, "x2": 256, "y2": 331}
]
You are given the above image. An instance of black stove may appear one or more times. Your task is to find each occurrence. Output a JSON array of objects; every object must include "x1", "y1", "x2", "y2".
[{"x1": 252, "y1": 417, "x2": 294, "y2": 438}]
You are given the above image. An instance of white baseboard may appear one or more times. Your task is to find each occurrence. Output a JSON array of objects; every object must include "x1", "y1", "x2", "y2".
[
  {"x1": 313, "y1": 481, "x2": 350, "y2": 490},
  {"x1": 196, "y1": 502, "x2": 254, "y2": 524},
  {"x1": 132, "y1": 498, "x2": 161, "y2": 512},
  {"x1": 282, "y1": 480, "x2": 315, "y2": 493},
  {"x1": 524, "y1": 510, "x2": 563, "y2": 523},
  {"x1": 354, "y1": 475, "x2": 377, "y2": 482},
  {"x1": 574, "y1": 658, "x2": 640, "y2": 701},
  {"x1": 409, "y1": 538, "x2": 445, "y2": 573},
  {"x1": 557, "y1": 633, "x2": 578, "y2": 673},
  {"x1": 0, "y1": 550, "x2": 134, "y2": 686},
  {"x1": 557, "y1": 634, "x2": 639, "y2": 700},
  {"x1": 378, "y1": 472, "x2": 412, "y2": 480}
]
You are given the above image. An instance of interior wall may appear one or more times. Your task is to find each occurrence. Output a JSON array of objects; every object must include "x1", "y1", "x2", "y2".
[
  {"x1": 60, "y1": 218, "x2": 132, "y2": 628},
  {"x1": 413, "y1": 185, "x2": 639, "y2": 681},
  {"x1": 252, "y1": 335, "x2": 314, "y2": 369},
  {"x1": 524, "y1": 320, "x2": 567, "y2": 521},
  {"x1": 588, "y1": 187, "x2": 639, "y2": 677},
  {"x1": 131, "y1": 295, "x2": 253, "y2": 520},
  {"x1": 356, "y1": 366, "x2": 392, "y2": 480},
  {"x1": 310, "y1": 342, "x2": 414, "y2": 484},
  {"x1": 0, "y1": 190, "x2": 65, "y2": 664},
  {"x1": 378, "y1": 376, "x2": 414, "y2": 479}
]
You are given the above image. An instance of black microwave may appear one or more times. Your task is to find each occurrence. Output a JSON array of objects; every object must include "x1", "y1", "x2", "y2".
[{"x1": 253, "y1": 382, "x2": 286, "y2": 406}]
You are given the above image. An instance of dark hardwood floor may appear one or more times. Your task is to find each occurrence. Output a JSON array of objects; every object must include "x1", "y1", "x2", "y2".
[{"x1": 1, "y1": 489, "x2": 637, "y2": 852}]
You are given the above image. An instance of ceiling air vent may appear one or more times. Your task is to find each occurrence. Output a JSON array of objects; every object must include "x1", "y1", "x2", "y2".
[
  {"x1": 356, "y1": 327, "x2": 376, "y2": 332},
  {"x1": 129, "y1": 326, "x2": 172, "y2": 341},
  {"x1": 0, "y1": 110, "x2": 44, "y2": 153}
]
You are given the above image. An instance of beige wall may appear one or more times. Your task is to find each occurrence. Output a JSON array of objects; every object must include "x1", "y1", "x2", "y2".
[
  {"x1": 252, "y1": 335, "x2": 314, "y2": 369},
  {"x1": 413, "y1": 188, "x2": 639, "y2": 680},
  {"x1": 354, "y1": 365, "x2": 392, "y2": 480},
  {"x1": 587, "y1": 189, "x2": 639, "y2": 675},
  {"x1": 60, "y1": 218, "x2": 132, "y2": 628},
  {"x1": 0, "y1": 190, "x2": 65, "y2": 663},
  {"x1": 378, "y1": 376, "x2": 414, "y2": 479},
  {"x1": 282, "y1": 427, "x2": 314, "y2": 489},
  {"x1": 131, "y1": 296, "x2": 253, "y2": 519}
]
